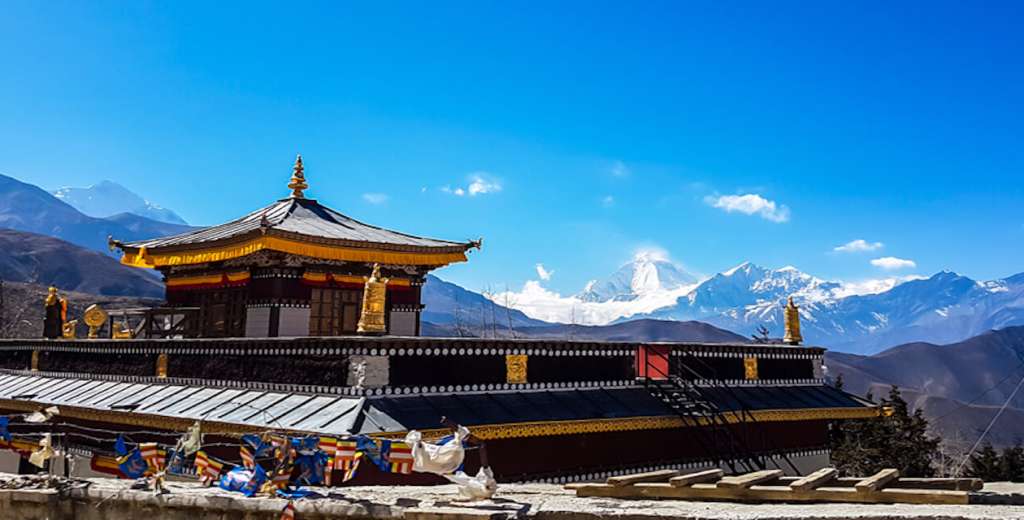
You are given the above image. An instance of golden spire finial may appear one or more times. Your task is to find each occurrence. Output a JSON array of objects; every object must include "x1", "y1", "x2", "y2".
[
  {"x1": 783, "y1": 296, "x2": 803, "y2": 346},
  {"x1": 287, "y1": 153, "x2": 308, "y2": 198}
]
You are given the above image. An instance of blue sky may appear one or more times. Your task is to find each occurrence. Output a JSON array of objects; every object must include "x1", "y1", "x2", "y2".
[{"x1": 1, "y1": 1, "x2": 1023, "y2": 295}]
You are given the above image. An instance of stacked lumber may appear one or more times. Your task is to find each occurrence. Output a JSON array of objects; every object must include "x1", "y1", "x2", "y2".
[{"x1": 566, "y1": 467, "x2": 986, "y2": 505}]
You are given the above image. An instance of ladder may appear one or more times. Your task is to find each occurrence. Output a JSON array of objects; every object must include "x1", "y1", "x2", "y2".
[{"x1": 639, "y1": 346, "x2": 797, "y2": 474}]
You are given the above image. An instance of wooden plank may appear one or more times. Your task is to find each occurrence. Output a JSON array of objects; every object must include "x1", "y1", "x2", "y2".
[
  {"x1": 788, "y1": 468, "x2": 837, "y2": 491},
  {"x1": 779, "y1": 476, "x2": 984, "y2": 491},
  {"x1": 606, "y1": 469, "x2": 680, "y2": 487},
  {"x1": 669, "y1": 469, "x2": 724, "y2": 487},
  {"x1": 571, "y1": 482, "x2": 970, "y2": 505},
  {"x1": 891, "y1": 477, "x2": 984, "y2": 491},
  {"x1": 716, "y1": 469, "x2": 783, "y2": 489},
  {"x1": 854, "y1": 469, "x2": 899, "y2": 492}
]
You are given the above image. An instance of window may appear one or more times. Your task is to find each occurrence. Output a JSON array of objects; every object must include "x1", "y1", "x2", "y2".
[
  {"x1": 198, "y1": 288, "x2": 247, "y2": 338},
  {"x1": 309, "y1": 288, "x2": 362, "y2": 335}
]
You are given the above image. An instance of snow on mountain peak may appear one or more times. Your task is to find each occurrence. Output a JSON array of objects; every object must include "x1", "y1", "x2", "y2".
[
  {"x1": 579, "y1": 251, "x2": 698, "y2": 302},
  {"x1": 52, "y1": 180, "x2": 188, "y2": 225},
  {"x1": 722, "y1": 261, "x2": 754, "y2": 276}
]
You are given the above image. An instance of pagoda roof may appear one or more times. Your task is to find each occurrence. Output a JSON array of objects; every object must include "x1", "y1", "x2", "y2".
[{"x1": 113, "y1": 156, "x2": 478, "y2": 269}]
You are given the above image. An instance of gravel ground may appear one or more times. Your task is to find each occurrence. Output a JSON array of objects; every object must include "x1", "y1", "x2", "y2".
[{"x1": 4, "y1": 474, "x2": 1024, "y2": 520}]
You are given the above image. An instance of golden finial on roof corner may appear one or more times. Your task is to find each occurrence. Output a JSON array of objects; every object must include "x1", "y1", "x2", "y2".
[
  {"x1": 288, "y1": 153, "x2": 308, "y2": 198},
  {"x1": 783, "y1": 296, "x2": 803, "y2": 346}
]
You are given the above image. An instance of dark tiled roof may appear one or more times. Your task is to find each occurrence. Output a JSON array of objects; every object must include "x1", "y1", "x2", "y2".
[
  {"x1": 121, "y1": 197, "x2": 472, "y2": 253},
  {"x1": 0, "y1": 372, "x2": 872, "y2": 437}
]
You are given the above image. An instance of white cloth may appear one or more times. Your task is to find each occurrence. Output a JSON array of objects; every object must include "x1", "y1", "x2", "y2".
[
  {"x1": 28, "y1": 434, "x2": 54, "y2": 468},
  {"x1": 444, "y1": 466, "x2": 497, "y2": 501},
  {"x1": 25, "y1": 406, "x2": 60, "y2": 424},
  {"x1": 404, "y1": 426, "x2": 469, "y2": 475}
]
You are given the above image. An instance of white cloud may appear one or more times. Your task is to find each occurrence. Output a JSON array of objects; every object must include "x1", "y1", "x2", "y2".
[
  {"x1": 834, "y1": 239, "x2": 884, "y2": 253},
  {"x1": 611, "y1": 160, "x2": 630, "y2": 177},
  {"x1": 834, "y1": 275, "x2": 925, "y2": 298},
  {"x1": 442, "y1": 173, "x2": 502, "y2": 197},
  {"x1": 361, "y1": 192, "x2": 388, "y2": 204},
  {"x1": 871, "y1": 256, "x2": 917, "y2": 270},
  {"x1": 705, "y1": 193, "x2": 790, "y2": 223},
  {"x1": 633, "y1": 246, "x2": 670, "y2": 263},
  {"x1": 488, "y1": 281, "x2": 698, "y2": 325},
  {"x1": 535, "y1": 263, "x2": 554, "y2": 281},
  {"x1": 601, "y1": 195, "x2": 615, "y2": 207}
]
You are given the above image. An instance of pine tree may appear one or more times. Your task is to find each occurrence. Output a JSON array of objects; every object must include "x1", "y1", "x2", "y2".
[
  {"x1": 830, "y1": 386, "x2": 939, "y2": 477},
  {"x1": 999, "y1": 444, "x2": 1024, "y2": 482},
  {"x1": 967, "y1": 444, "x2": 1003, "y2": 481}
]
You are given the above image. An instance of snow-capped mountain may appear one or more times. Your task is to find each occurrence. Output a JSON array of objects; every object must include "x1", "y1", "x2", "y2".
[
  {"x1": 578, "y1": 251, "x2": 698, "y2": 302},
  {"x1": 495, "y1": 254, "x2": 1024, "y2": 354},
  {"x1": 644, "y1": 264, "x2": 1024, "y2": 354},
  {"x1": 53, "y1": 180, "x2": 188, "y2": 225}
]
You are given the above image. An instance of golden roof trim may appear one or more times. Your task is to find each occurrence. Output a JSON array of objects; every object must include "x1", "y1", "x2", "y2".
[
  {"x1": 121, "y1": 234, "x2": 469, "y2": 269},
  {"x1": 376, "y1": 406, "x2": 880, "y2": 441}
]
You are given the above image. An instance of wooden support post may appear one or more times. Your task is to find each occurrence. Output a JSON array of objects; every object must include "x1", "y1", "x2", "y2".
[
  {"x1": 789, "y1": 468, "x2": 837, "y2": 491},
  {"x1": 670, "y1": 469, "x2": 724, "y2": 487},
  {"x1": 717, "y1": 469, "x2": 783, "y2": 489},
  {"x1": 855, "y1": 469, "x2": 899, "y2": 492},
  {"x1": 607, "y1": 469, "x2": 680, "y2": 487},
  {"x1": 31, "y1": 350, "x2": 39, "y2": 372}
]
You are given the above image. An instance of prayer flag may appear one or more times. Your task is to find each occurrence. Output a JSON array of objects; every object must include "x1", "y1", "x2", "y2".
[
  {"x1": 114, "y1": 436, "x2": 148, "y2": 479},
  {"x1": 138, "y1": 442, "x2": 164, "y2": 472},
  {"x1": 194, "y1": 450, "x2": 224, "y2": 485},
  {"x1": 385, "y1": 441, "x2": 414, "y2": 474},
  {"x1": 240, "y1": 445, "x2": 255, "y2": 469},
  {"x1": 342, "y1": 451, "x2": 363, "y2": 482},
  {"x1": 318, "y1": 437, "x2": 337, "y2": 484}
]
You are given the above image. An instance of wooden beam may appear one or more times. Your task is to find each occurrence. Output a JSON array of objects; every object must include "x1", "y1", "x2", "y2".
[
  {"x1": 891, "y1": 478, "x2": 984, "y2": 491},
  {"x1": 788, "y1": 468, "x2": 837, "y2": 491},
  {"x1": 854, "y1": 469, "x2": 899, "y2": 492},
  {"x1": 716, "y1": 470, "x2": 783, "y2": 489},
  {"x1": 778, "y1": 476, "x2": 983, "y2": 491},
  {"x1": 571, "y1": 482, "x2": 970, "y2": 505},
  {"x1": 670, "y1": 469, "x2": 724, "y2": 487},
  {"x1": 607, "y1": 469, "x2": 680, "y2": 487}
]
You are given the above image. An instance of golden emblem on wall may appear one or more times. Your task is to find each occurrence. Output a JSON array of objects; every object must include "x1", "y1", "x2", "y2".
[
  {"x1": 83, "y1": 304, "x2": 108, "y2": 339},
  {"x1": 357, "y1": 264, "x2": 388, "y2": 334},
  {"x1": 61, "y1": 320, "x2": 78, "y2": 339},
  {"x1": 783, "y1": 296, "x2": 803, "y2": 345},
  {"x1": 743, "y1": 357, "x2": 759, "y2": 380},
  {"x1": 156, "y1": 353, "x2": 169, "y2": 378},
  {"x1": 506, "y1": 354, "x2": 528, "y2": 384}
]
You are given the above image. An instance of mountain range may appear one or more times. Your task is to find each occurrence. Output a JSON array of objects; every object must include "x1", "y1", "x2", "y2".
[
  {"x1": 489, "y1": 256, "x2": 1024, "y2": 354},
  {"x1": 53, "y1": 180, "x2": 188, "y2": 225},
  {"x1": 0, "y1": 173, "x2": 193, "y2": 255},
  {"x1": 642, "y1": 263, "x2": 1024, "y2": 354},
  {"x1": 0, "y1": 229, "x2": 164, "y2": 298},
  {"x1": 827, "y1": 326, "x2": 1024, "y2": 447}
]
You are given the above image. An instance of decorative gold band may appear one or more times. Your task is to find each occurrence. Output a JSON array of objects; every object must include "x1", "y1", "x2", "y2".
[
  {"x1": 121, "y1": 236, "x2": 468, "y2": 268},
  {"x1": 377, "y1": 407, "x2": 880, "y2": 440}
]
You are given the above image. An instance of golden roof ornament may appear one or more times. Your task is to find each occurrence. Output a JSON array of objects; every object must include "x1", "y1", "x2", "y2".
[
  {"x1": 357, "y1": 263, "x2": 388, "y2": 335},
  {"x1": 783, "y1": 296, "x2": 803, "y2": 346},
  {"x1": 287, "y1": 154, "x2": 308, "y2": 198}
]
